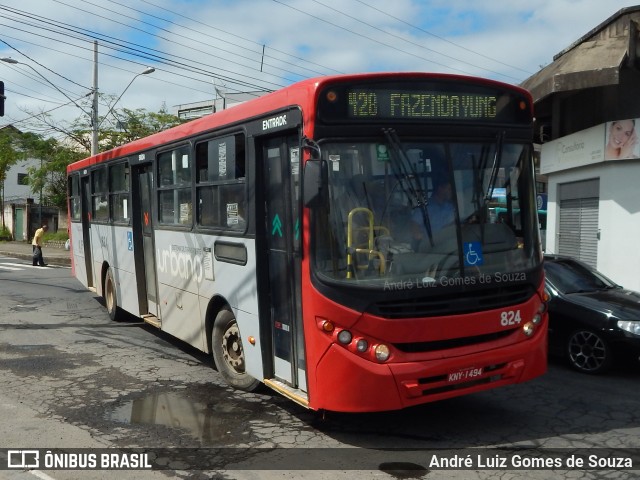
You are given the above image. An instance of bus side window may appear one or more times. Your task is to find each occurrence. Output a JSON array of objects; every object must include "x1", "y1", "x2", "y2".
[
  {"x1": 68, "y1": 175, "x2": 81, "y2": 221},
  {"x1": 109, "y1": 161, "x2": 130, "y2": 223},
  {"x1": 157, "y1": 145, "x2": 192, "y2": 226},
  {"x1": 91, "y1": 167, "x2": 109, "y2": 222},
  {"x1": 196, "y1": 133, "x2": 246, "y2": 231}
]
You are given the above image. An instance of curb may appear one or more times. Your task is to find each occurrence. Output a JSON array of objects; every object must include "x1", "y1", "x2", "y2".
[{"x1": 0, "y1": 250, "x2": 71, "y2": 267}]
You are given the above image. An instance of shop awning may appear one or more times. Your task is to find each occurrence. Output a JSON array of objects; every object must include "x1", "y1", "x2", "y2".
[{"x1": 521, "y1": 36, "x2": 629, "y2": 102}]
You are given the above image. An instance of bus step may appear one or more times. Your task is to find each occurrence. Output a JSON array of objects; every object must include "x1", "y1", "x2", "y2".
[
  {"x1": 142, "y1": 314, "x2": 161, "y2": 328},
  {"x1": 263, "y1": 378, "x2": 309, "y2": 408}
]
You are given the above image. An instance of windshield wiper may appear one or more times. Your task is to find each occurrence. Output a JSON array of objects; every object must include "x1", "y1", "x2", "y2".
[
  {"x1": 485, "y1": 131, "x2": 505, "y2": 203},
  {"x1": 383, "y1": 128, "x2": 434, "y2": 246}
]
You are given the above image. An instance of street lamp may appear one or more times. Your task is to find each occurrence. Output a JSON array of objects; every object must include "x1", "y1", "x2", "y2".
[
  {"x1": 0, "y1": 57, "x2": 92, "y2": 119},
  {"x1": 1, "y1": 57, "x2": 87, "y2": 232},
  {"x1": 99, "y1": 67, "x2": 155, "y2": 129},
  {"x1": 1, "y1": 57, "x2": 155, "y2": 155}
]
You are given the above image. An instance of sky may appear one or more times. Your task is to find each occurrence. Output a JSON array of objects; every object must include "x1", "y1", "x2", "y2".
[{"x1": 0, "y1": 0, "x2": 638, "y2": 134}]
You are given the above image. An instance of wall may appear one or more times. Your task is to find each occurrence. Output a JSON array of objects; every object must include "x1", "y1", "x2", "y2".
[
  {"x1": 598, "y1": 161, "x2": 640, "y2": 290},
  {"x1": 546, "y1": 161, "x2": 640, "y2": 291},
  {"x1": 3, "y1": 158, "x2": 39, "y2": 202}
]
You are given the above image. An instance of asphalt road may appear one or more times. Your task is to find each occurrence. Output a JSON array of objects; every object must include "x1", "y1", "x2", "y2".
[{"x1": 0, "y1": 254, "x2": 639, "y2": 480}]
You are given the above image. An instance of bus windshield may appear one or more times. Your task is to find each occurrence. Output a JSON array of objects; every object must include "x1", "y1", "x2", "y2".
[{"x1": 313, "y1": 137, "x2": 541, "y2": 288}]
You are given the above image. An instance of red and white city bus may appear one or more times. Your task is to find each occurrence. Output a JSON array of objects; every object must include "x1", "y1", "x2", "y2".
[{"x1": 67, "y1": 72, "x2": 548, "y2": 412}]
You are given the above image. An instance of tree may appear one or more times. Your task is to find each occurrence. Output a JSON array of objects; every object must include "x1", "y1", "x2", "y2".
[
  {"x1": 0, "y1": 126, "x2": 21, "y2": 229},
  {"x1": 16, "y1": 98, "x2": 185, "y2": 155},
  {"x1": 99, "y1": 103, "x2": 184, "y2": 151},
  {"x1": 18, "y1": 133, "x2": 84, "y2": 210},
  {"x1": 14, "y1": 104, "x2": 185, "y2": 209}
]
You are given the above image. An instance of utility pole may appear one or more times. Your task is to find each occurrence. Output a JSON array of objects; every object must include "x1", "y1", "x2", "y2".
[{"x1": 91, "y1": 41, "x2": 99, "y2": 156}]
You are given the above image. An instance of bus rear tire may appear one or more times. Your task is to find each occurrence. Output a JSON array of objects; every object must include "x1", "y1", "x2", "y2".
[
  {"x1": 212, "y1": 308, "x2": 260, "y2": 392},
  {"x1": 105, "y1": 268, "x2": 122, "y2": 322}
]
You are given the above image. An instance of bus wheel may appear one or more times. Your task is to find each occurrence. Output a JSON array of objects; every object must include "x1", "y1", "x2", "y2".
[
  {"x1": 105, "y1": 268, "x2": 122, "y2": 322},
  {"x1": 212, "y1": 308, "x2": 260, "y2": 391}
]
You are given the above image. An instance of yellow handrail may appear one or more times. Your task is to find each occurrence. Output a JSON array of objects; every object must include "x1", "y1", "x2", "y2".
[{"x1": 346, "y1": 208, "x2": 386, "y2": 278}]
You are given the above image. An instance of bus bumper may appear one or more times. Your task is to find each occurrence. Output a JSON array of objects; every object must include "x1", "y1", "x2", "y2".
[{"x1": 313, "y1": 334, "x2": 547, "y2": 412}]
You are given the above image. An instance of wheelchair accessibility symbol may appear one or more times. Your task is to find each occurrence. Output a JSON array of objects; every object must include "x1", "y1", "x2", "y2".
[{"x1": 464, "y1": 242, "x2": 484, "y2": 266}]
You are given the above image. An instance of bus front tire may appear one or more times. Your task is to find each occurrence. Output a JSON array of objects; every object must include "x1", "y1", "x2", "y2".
[{"x1": 212, "y1": 308, "x2": 260, "y2": 392}]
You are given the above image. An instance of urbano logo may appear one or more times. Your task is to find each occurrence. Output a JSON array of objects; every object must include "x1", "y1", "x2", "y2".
[{"x1": 156, "y1": 245, "x2": 205, "y2": 283}]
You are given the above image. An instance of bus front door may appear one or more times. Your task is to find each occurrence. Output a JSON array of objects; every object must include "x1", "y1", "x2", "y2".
[
  {"x1": 260, "y1": 134, "x2": 306, "y2": 392},
  {"x1": 132, "y1": 164, "x2": 159, "y2": 319}
]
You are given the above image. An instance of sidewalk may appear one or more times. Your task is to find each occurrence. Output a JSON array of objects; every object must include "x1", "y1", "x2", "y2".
[{"x1": 0, "y1": 241, "x2": 71, "y2": 266}]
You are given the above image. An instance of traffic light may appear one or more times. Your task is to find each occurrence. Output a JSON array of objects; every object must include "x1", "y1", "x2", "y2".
[{"x1": 0, "y1": 81, "x2": 4, "y2": 117}]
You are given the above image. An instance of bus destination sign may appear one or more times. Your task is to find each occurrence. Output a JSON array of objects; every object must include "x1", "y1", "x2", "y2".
[
  {"x1": 348, "y1": 90, "x2": 498, "y2": 120},
  {"x1": 317, "y1": 81, "x2": 531, "y2": 125}
]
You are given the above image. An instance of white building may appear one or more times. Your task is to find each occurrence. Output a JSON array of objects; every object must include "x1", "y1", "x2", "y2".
[
  {"x1": 173, "y1": 91, "x2": 268, "y2": 120},
  {"x1": 522, "y1": 6, "x2": 640, "y2": 291},
  {"x1": 1, "y1": 126, "x2": 57, "y2": 240},
  {"x1": 540, "y1": 121, "x2": 640, "y2": 290}
]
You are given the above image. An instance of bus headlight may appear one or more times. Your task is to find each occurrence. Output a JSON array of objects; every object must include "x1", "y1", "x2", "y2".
[
  {"x1": 532, "y1": 314, "x2": 542, "y2": 325},
  {"x1": 374, "y1": 344, "x2": 390, "y2": 362},
  {"x1": 356, "y1": 338, "x2": 368, "y2": 352},
  {"x1": 538, "y1": 301, "x2": 548, "y2": 314},
  {"x1": 522, "y1": 322, "x2": 535, "y2": 337},
  {"x1": 337, "y1": 330, "x2": 352, "y2": 345}
]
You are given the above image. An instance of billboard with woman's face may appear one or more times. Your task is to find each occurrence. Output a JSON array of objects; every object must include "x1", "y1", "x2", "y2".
[
  {"x1": 604, "y1": 118, "x2": 639, "y2": 160},
  {"x1": 541, "y1": 118, "x2": 640, "y2": 174}
]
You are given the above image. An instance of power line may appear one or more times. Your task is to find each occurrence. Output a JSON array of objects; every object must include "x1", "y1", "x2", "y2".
[
  {"x1": 353, "y1": 0, "x2": 533, "y2": 76},
  {"x1": 1, "y1": 5, "x2": 283, "y2": 92},
  {"x1": 0, "y1": 33, "x2": 90, "y2": 90},
  {"x1": 137, "y1": 0, "x2": 344, "y2": 76},
  {"x1": 103, "y1": 0, "x2": 336, "y2": 79},
  {"x1": 269, "y1": 0, "x2": 479, "y2": 77},
  {"x1": 0, "y1": 27, "x2": 240, "y2": 101},
  {"x1": 0, "y1": 38, "x2": 93, "y2": 117},
  {"x1": 306, "y1": 0, "x2": 521, "y2": 81},
  {"x1": 50, "y1": 0, "x2": 302, "y2": 85},
  {"x1": 1, "y1": 92, "x2": 96, "y2": 127},
  {"x1": 2, "y1": 84, "x2": 67, "y2": 106}
]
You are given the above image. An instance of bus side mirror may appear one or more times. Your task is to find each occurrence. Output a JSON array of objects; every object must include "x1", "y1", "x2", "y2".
[{"x1": 303, "y1": 159, "x2": 327, "y2": 208}]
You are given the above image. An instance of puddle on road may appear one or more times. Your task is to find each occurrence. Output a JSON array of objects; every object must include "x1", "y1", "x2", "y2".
[{"x1": 106, "y1": 389, "x2": 260, "y2": 445}]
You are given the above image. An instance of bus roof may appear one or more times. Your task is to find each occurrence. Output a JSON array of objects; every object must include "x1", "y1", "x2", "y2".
[{"x1": 67, "y1": 72, "x2": 531, "y2": 174}]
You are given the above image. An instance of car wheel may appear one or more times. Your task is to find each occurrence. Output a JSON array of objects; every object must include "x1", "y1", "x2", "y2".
[
  {"x1": 105, "y1": 268, "x2": 122, "y2": 322},
  {"x1": 566, "y1": 329, "x2": 612, "y2": 374},
  {"x1": 211, "y1": 308, "x2": 260, "y2": 391}
]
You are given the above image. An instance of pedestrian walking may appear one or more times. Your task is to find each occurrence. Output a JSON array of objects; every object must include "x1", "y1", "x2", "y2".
[{"x1": 32, "y1": 224, "x2": 48, "y2": 266}]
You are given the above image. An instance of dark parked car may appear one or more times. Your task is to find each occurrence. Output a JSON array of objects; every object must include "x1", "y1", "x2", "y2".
[{"x1": 544, "y1": 255, "x2": 640, "y2": 374}]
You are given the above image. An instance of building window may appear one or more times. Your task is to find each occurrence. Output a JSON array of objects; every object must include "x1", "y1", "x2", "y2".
[{"x1": 17, "y1": 173, "x2": 28, "y2": 185}]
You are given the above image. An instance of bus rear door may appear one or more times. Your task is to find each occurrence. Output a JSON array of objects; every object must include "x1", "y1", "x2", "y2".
[
  {"x1": 80, "y1": 174, "x2": 94, "y2": 288},
  {"x1": 131, "y1": 163, "x2": 160, "y2": 320}
]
